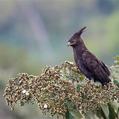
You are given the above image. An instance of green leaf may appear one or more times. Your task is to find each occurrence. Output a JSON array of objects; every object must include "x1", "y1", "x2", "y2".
[
  {"x1": 113, "y1": 80, "x2": 119, "y2": 87},
  {"x1": 65, "y1": 110, "x2": 74, "y2": 119},
  {"x1": 108, "y1": 103, "x2": 118, "y2": 119},
  {"x1": 100, "y1": 104, "x2": 109, "y2": 119},
  {"x1": 111, "y1": 102, "x2": 119, "y2": 113},
  {"x1": 117, "y1": 107, "x2": 119, "y2": 118},
  {"x1": 70, "y1": 110, "x2": 83, "y2": 119}
]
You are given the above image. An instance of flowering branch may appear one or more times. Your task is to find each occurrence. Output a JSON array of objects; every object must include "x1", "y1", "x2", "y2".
[{"x1": 3, "y1": 57, "x2": 119, "y2": 119}]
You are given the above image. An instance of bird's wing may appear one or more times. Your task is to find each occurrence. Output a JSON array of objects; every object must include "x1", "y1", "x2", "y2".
[
  {"x1": 100, "y1": 61, "x2": 110, "y2": 76},
  {"x1": 82, "y1": 50, "x2": 110, "y2": 83}
]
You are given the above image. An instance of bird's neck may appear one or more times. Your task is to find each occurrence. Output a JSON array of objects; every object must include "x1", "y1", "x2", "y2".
[{"x1": 73, "y1": 41, "x2": 87, "y2": 55}]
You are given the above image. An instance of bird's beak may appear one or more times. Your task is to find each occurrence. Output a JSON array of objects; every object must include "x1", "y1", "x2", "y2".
[{"x1": 67, "y1": 42, "x2": 71, "y2": 46}]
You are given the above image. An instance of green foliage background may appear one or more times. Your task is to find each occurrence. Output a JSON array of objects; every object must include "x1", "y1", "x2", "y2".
[{"x1": 0, "y1": 0, "x2": 119, "y2": 119}]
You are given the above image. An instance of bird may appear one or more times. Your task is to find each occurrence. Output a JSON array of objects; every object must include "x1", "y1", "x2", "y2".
[{"x1": 68, "y1": 27, "x2": 111, "y2": 85}]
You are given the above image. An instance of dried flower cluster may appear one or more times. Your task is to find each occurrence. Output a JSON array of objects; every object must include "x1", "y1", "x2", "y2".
[
  {"x1": 3, "y1": 73, "x2": 35, "y2": 110},
  {"x1": 78, "y1": 81, "x2": 119, "y2": 113},
  {"x1": 3, "y1": 61, "x2": 119, "y2": 117},
  {"x1": 30, "y1": 63, "x2": 82, "y2": 116}
]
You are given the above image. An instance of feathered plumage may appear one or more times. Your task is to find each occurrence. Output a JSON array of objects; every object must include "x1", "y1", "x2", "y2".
[{"x1": 68, "y1": 27, "x2": 111, "y2": 85}]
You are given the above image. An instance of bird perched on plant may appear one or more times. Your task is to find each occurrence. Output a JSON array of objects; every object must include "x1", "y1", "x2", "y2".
[{"x1": 68, "y1": 27, "x2": 111, "y2": 85}]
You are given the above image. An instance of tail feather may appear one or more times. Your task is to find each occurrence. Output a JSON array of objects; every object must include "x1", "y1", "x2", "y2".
[
  {"x1": 93, "y1": 73, "x2": 111, "y2": 85},
  {"x1": 101, "y1": 61, "x2": 110, "y2": 76}
]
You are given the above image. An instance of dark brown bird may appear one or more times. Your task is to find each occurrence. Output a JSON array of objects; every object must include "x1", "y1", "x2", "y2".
[{"x1": 68, "y1": 27, "x2": 111, "y2": 85}]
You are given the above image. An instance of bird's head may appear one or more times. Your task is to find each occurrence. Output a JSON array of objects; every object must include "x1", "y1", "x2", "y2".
[{"x1": 67, "y1": 27, "x2": 86, "y2": 47}]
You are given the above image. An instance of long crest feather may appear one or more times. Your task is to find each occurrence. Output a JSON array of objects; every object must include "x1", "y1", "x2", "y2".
[{"x1": 77, "y1": 27, "x2": 87, "y2": 36}]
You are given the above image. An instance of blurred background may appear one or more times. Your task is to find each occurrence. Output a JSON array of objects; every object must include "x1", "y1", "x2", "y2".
[{"x1": 0, "y1": 0, "x2": 119, "y2": 119}]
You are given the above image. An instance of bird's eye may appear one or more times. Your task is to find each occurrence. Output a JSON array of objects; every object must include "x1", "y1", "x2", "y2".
[{"x1": 67, "y1": 39, "x2": 77, "y2": 46}]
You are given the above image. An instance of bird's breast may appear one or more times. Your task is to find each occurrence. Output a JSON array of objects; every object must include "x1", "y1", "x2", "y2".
[{"x1": 74, "y1": 54, "x2": 83, "y2": 70}]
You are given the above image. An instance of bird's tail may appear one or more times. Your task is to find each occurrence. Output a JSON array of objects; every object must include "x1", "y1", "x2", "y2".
[{"x1": 97, "y1": 76, "x2": 111, "y2": 86}]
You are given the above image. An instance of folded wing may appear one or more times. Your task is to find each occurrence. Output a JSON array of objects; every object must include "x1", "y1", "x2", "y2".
[{"x1": 82, "y1": 51, "x2": 111, "y2": 85}]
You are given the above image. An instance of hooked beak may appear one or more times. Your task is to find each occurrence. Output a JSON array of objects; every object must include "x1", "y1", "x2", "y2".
[
  {"x1": 67, "y1": 41, "x2": 76, "y2": 46},
  {"x1": 67, "y1": 42, "x2": 71, "y2": 46}
]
